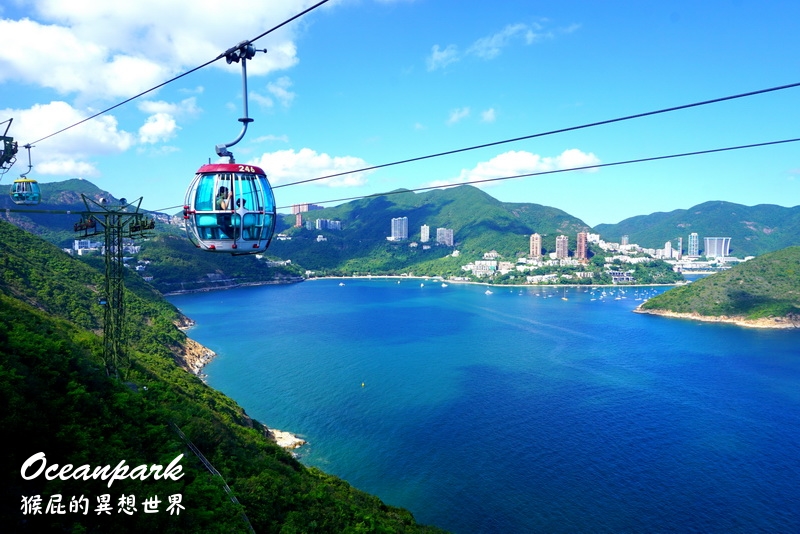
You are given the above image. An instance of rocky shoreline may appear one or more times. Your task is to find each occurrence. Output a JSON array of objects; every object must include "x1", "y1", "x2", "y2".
[
  {"x1": 172, "y1": 320, "x2": 307, "y2": 451},
  {"x1": 633, "y1": 307, "x2": 799, "y2": 329}
]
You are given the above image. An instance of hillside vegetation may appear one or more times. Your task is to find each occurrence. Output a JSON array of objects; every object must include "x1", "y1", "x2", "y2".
[
  {"x1": 0, "y1": 220, "x2": 443, "y2": 532},
  {"x1": 640, "y1": 246, "x2": 800, "y2": 321},
  {"x1": 271, "y1": 185, "x2": 589, "y2": 275},
  {"x1": 595, "y1": 201, "x2": 800, "y2": 256}
]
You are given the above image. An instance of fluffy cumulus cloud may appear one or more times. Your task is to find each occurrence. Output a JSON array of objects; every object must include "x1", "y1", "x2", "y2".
[
  {"x1": 138, "y1": 113, "x2": 179, "y2": 144},
  {"x1": 136, "y1": 98, "x2": 200, "y2": 144},
  {"x1": 428, "y1": 149, "x2": 601, "y2": 189},
  {"x1": 250, "y1": 148, "x2": 372, "y2": 187},
  {"x1": 0, "y1": 101, "x2": 134, "y2": 177},
  {"x1": 0, "y1": 0, "x2": 318, "y2": 101}
]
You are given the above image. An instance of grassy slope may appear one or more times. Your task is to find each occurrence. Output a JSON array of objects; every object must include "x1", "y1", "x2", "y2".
[{"x1": 640, "y1": 246, "x2": 800, "y2": 319}]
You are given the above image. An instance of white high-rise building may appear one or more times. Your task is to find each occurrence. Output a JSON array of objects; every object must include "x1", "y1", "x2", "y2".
[
  {"x1": 704, "y1": 237, "x2": 731, "y2": 258},
  {"x1": 389, "y1": 217, "x2": 408, "y2": 241},
  {"x1": 688, "y1": 232, "x2": 699, "y2": 256},
  {"x1": 420, "y1": 224, "x2": 430, "y2": 243}
]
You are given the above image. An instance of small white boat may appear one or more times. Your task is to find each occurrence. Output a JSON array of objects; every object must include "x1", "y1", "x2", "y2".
[
  {"x1": 339, "y1": 282, "x2": 345, "y2": 286},
  {"x1": 485, "y1": 289, "x2": 493, "y2": 295},
  {"x1": 441, "y1": 283, "x2": 448, "y2": 288}
]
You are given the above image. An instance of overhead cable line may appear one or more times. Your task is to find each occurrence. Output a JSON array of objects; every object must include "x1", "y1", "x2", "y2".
[
  {"x1": 275, "y1": 137, "x2": 800, "y2": 210},
  {"x1": 25, "y1": 0, "x2": 331, "y2": 147},
  {"x1": 272, "y1": 80, "x2": 800, "y2": 190}
]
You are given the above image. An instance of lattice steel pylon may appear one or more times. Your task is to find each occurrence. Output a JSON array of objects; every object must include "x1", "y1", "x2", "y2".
[{"x1": 75, "y1": 195, "x2": 155, "y2": 379}]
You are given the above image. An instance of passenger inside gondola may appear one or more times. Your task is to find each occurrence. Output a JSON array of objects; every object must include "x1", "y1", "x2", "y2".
[{"x1": 215, "y1": 185, "x2": 233, "y2": 238}]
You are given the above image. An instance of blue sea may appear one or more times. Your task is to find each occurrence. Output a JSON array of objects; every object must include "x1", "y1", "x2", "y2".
[{"x1": 168, "y1": 279, "x2": 800, "y2": 533}]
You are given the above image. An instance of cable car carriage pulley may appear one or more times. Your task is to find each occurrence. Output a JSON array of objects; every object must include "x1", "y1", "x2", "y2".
[{"x1": 183, "y1": 42, "x2": 276, "y2": 255}]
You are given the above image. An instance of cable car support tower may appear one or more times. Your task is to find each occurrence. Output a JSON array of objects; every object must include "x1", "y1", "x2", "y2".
[{"x1": 74, "y1": 196, "x2": 155, "y2": 379}]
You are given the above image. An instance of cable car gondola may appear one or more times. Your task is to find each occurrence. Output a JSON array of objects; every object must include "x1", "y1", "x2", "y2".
[
  {"x1": 183, "y1": 41, "x2": 276, "y2": 255},
  {"x1": 10, "y1": 143, "x2": 40, "y2": 205},
  {"x1": 183, "y1": 163, "x2": 276, "y2": 253},
  {"x1": 10, "y1": 177, "x2": 41, "y2": 205}
]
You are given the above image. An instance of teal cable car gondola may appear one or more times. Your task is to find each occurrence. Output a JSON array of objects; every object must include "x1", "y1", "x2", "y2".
[
  {"x1": 10, "y1": 177, "x2": 41, "y2": 205},
  {"x1": 183, "y1": 163, "x2": 276, "y2": 254}
]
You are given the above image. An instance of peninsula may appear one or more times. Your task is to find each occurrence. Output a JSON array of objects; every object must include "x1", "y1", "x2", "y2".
[{"x1": 636, "y1": 246, "x2": 800, "y2": 329}]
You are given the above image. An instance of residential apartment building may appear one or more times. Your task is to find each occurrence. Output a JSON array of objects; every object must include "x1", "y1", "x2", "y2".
[
  {"x1": 388, "y1": 217, "x2": 408, "y2": 241},
  {"x1": 576, "y1": 232, "x2": 587, "y2": 260},
  {"x1": 529, "y1": 233, "x2": 542, "y2": 259},
  {"x1": 436, "y1": 227, "x2": 454, "y2": 247},
  {"x1": 555, "y1": 235, "x2": 569, "y2": 259}
]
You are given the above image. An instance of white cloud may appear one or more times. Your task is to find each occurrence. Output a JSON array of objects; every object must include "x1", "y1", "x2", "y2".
[
  {"x1": 0, "y1": 101, "x2": 135, "y2": 177},
  {"x1": 427, "y1": 20, "x2": 578, "y2": 71},
  {"x1": 426, "y1": 44, "x2": 459, "y2": 71},
  {"x1": 250, "y1": 148, "x2": 372, "y2": 187},
  {"x1": 0, "y1": 0, "x2": 318, "y2": 102},
  {"x1": 267, "y1": 76, "x2": 296, "y2": 107},
  {"x1": 428, "y1": 149, "x2": 601, "y2": 189},
  {"x1": 468, "y1": 23, "x2": 528, "y2": 60},
  {"x1": 137, "y1": 97, "x2": 200, "y2": 117},
  {"x1": 138, "y1": 113, "x2": 179, "y2": 144},
  {"x1": 481, "y1": 108, "x2": 496, "y2": 123},
  {"x1": 447, "y1": 107, "x2": 470, "y2": 125}
]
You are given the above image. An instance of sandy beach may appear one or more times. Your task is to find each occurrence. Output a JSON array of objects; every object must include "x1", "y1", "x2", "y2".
[{"x1": 633, "y1": 307, "x2": 798, "y2": 329}]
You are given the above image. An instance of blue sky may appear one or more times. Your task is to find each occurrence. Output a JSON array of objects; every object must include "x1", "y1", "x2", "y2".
[{"x1": 1, "y1": 0, "x2": 798, "y2": 226}]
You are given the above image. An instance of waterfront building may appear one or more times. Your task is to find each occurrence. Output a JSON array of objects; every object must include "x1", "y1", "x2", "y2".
[
  {"x1": 621, "y1": 235, "x2": 629, "y2": 246},
  {"x1": 704, "y1": 237, "x2": 731, "y2": 258},
  {"x1": 436, "y1": 227, "x2": 454, "y2": 246},
  {"x1": 420, "y1": 224, "x2": 430, "y2": 243},
  {"x1": 294, "y1": 213, "x2": 302, "y2": 228},
  {"x1": 530, "y1": 233, "x2": 542, "y2": 258},
  {"x1": 555, "y1": 235, "x2": 569, "y2": 259},
  {"x1": 688, "y1": 232, "x2": 699, "y2": 256},
  {"x1": 576, "y1": 232, "x2": 587, "y2": 260},
  {"x1": 388, "y1": 217, "x2": 408, "y2": 241}
]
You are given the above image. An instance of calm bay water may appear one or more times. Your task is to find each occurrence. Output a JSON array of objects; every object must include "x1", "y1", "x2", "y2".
[{"x1": 168, "y1": 279, "x2": 800, "y2": 533}]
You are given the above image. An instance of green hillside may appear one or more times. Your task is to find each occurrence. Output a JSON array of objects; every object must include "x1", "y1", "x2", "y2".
[
  {"x1": 0, "y1": 219, "x2": 443, "y2": 532},
  {"x1": 594, "y1": 201, "x2": 800, "y2": 256},
  {"x1": 271, "y1": 185, "x2": 590, "y2": 275},
  {"x1": 640, "y1": 246, "x2": 800, "y2": 321}
]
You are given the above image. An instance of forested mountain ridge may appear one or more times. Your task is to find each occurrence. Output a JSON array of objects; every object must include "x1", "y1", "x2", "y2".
[
  {"x1": 639, "y1": 246, "x2": 800, "y2": 326},
  {"x1": 270, "y1": 185, "x2": 590, "y2": 275},
  {"x1": 594, "y1": 201, "x2": 800, "y2": 256},
  {"x1": 4, "y1": 180, "x2": 799, "y2": 282},
  {"x1": 0, "y1": 219, "x2": 444, "y2": 532}
]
